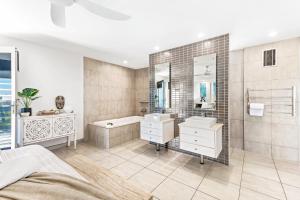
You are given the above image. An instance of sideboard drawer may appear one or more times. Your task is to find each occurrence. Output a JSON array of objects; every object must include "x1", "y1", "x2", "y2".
[
  {"x1": 180, "y1": 133, "x2": 215, "y2": 148},
  {"x1": 53, "y1": 115, "x2": 75, "y2": 137},
  {"x1": 23, "y1": 118, "x2": 52, "y2": 144}
]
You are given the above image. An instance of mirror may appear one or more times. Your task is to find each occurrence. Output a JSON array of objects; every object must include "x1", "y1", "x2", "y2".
[
  {"x1": 154, "y1": 62, "x2": 170, "y2": 109},
  {"x1": 193, "y1": 53, "x2": 216, "y2": 110}
]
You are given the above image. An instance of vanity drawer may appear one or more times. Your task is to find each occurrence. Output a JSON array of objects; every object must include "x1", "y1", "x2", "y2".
[
  {"x1": 180, "y1": 142, "x2": 216, "y2": 158},
  {"x1": 180, "y1": 133, "x2": 215, "y2": 148},
  {"x1": 180, "y1": 126, "x2": 214, "y2": 139},
  {"x1": 141, "y1": 126, "x2": 162, "y2": 137},
  {"x1": 140, "y1": 132, "x2": 163, "y2": 144},
  {"x1": 140, "y1": 120, "x2": 161, "y2": 130}
]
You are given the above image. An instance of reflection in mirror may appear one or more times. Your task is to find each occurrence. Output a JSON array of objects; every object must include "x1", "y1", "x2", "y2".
[
  {"x1": 193, "y1": 53, "x2": 216, "y2": 110},
  {"x1": 155, "y1": 62, "x2": 170, "y2": 109}
]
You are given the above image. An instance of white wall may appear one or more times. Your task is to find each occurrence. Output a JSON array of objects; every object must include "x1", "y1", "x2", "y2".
[{"x1": 0, "y1": 36, "x2": 84, "y2": 143}]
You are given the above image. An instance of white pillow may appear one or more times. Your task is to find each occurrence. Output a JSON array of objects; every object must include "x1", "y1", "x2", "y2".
[{"x1": 0, "y1": 155, "x2": 41, "y2": 189}]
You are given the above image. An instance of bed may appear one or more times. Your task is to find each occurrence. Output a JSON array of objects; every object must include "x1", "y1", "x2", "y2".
[
  {"x1": 0, "y1": 145, "x2": 83, "y2": 180},
  {"x1": 0, "y1": 145, "x2": 153, "y2": 200}
]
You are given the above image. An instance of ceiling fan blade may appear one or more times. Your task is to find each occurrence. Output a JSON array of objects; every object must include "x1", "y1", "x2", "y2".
[
  {"x1": 75, "y1": 0, "x2": 130, "y2": 21},
  {"x1": 50, "y1": 3, "x2": 66, "y2": 27}
]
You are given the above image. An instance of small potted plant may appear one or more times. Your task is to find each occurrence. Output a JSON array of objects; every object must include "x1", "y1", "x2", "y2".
[{"x1": 18, "y1": 88, "x2": 40, "y2": 116}]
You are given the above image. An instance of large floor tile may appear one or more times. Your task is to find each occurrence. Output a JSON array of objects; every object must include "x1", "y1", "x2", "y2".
[
  {"x1": 113, "y1": 149, "x2": 139, "y2": 160},
  {"x1": 130, "y1": 149, "x2": 159, "y2": 167},
  {"x1": 157, "y1": 149, "x2": 181, "y2": 161},
  {"x1": 152, "y1": 178, "x2": 195, "y2": 200},
  {"x1": 244, "y1": 151, "x2": 275, "y2": 168},
  {"x1": 239, "y1": 188, "x2": 279, "y2": 200},
  {"x1": 192, "y1": 191, "x2": 218, "y2": 200},
  {"x1": 243, "y1": 162, "x2": 280, "y2": 182},
  {"x1": 278, "y1": 170, "x2": 300, "y2": 189},
  {"x1": 130, "y1": 143, "x2": 153, "y2": 154},
  {"x1": 275, "y1": 160, "x2": 300, "y2": 176},
  {"x1": 80, "y1": 150, "x2": 111, "y2": 161},
  {"x1": 198, "y1": 176, "x2": 240, "y2": 200},
  {"x1": 230, "y1": 148, "x2": 245, "y2": 161},
  {"x1": 241, "y1": 173, "x2": 285, "y2": 200},
  {"x1": 52, "y1": 147, "x2": 77, "y2": 159},
  {"x1": 283, "y1": 184, "x2": 300, "y2": 200},
  {"x1": 95, "y1": 154, "x2": 125, "y2": 169},
  {"x1": 169, "y1": 163, "x2": 207, "y2": 188},
  {"x1": 207, "y1": 162, "x2": 242, "y2": 185},
  {"x1": 147, "y1": 159, "x2": 181, "y2": 176},
  {"x1": 129, "y1": 168, "x2": 166, "y2": 192},
  {"x1": 110, "y1": 161, "x2": 143, "y2": 179}
]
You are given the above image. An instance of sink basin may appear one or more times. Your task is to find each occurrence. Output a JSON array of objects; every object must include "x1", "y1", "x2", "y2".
[
  {"x1": 144, "y1": 113, "x2": 171, "y2": 121},
  {"x1": 185, "y1": 116, "x2": 217, "y2": 128}
]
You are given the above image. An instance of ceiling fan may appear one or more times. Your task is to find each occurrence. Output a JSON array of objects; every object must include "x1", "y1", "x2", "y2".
[{"x1": 49, "y1": 0, "x2": 130, "y2": 27}]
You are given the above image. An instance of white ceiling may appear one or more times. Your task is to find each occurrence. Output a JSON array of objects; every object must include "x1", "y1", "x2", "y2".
[{"x1": 0, "y1": 0, "x2": 300, "y2": 69}]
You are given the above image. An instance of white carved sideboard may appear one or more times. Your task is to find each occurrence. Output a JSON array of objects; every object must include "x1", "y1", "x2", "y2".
[{"x1": 17, "y1": 113, "x2": 77, "y2": 148}]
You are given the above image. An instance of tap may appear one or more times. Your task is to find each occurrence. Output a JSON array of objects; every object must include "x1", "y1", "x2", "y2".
[{"x1": 200, "y1": 112, "x2": 207, "y2": 117}]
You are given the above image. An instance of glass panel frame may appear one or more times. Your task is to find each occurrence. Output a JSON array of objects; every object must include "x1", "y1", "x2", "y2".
[
  {"x1": 0, "y1": 47, "x2": 16, "y2": 149},
  {"x1": 193, "y1": 53, "x2": 217, "y2": 110}
]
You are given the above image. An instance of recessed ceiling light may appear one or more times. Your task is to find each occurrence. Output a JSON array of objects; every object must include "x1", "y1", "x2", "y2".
[
  {"x1": 197, "y1": 33, "x2": 205, "y2": 38},
  {"x1": 123, "y1": 60, "x2": 128, "y2": 64},
  {"x1": 154, "y1": 46, "x2": 160, "y2": 51},
  {"x1": 268, "y1": 31, "x2": 278, "y2": 37}
]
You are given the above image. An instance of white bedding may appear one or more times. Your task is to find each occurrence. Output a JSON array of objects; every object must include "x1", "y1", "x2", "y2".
[
  {"x1": 0, "y1": 145, "x2": 84, "y2": 180},
  {"x1": 0, "y1": 155, "x2": 41, "y2": 189}
]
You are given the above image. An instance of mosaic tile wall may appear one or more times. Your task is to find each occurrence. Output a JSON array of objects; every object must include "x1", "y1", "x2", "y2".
[{"x1": 149, "y1": 34, "x2": 230, "y2": 164}]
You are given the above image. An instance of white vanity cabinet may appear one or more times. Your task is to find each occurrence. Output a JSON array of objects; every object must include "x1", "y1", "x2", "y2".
[
  {"x1": 140, "y1": 118, "x2": 174, "y2": 146},
  {"x1": 179, "y1": 119, "x2": 223, "y2": 159},
  {"x1": 17, "y1": 113, "x2": 77, "y2": 148}
]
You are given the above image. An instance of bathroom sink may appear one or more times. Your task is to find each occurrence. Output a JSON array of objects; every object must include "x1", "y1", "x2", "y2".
[
  {"x1": 144, "y1": 113, "x2": 171, "y2": 121},
  {"x1": 184, "y1": 116, "x2": 217, "y2": 128}
]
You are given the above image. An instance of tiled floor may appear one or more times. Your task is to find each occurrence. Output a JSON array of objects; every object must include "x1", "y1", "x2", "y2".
[{"x1": 52, "y1": 139, "x2": 300, "y2": 200}]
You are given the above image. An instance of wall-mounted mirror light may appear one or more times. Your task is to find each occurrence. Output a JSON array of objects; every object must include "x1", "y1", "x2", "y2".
[{"x1": 193, "y1": 53, "x2": 217, "y2": 110}]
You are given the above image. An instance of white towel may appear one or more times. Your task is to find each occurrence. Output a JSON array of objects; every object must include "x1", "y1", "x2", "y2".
[
  {"x1": 249, "y1": 103, "x2": 264, "y2": 117},
  {"x1": 250, "y1": 103, "x2": 264, "y2": 110}
]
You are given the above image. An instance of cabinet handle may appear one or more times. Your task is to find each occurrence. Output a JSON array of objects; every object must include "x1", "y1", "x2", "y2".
[
  {"x1": 194, "y1": 139, "x2": 198, "y2": 142},
  {"x1": 194, "y1": 148, "x2": 198, "y2": 150},
  {"x1": 195, "y1": 131, "x2": 198, "y2": 134}
]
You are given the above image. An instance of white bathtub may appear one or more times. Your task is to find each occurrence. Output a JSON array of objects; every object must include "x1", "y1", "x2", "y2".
[
  {"x1": 92, "y1": 116, "x2": 144, "y2": 128},
  {"x1": 88, "y1": 116, "x2": 144, "y2": 148}
]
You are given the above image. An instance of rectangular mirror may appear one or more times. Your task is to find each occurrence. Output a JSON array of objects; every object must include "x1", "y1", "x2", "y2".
[
  {"x1": 154, "y1": 62, "x2": 171, "y2": 109},
  {"x1": 193, "y1": 53, "x2": 216, "y2": 110}
]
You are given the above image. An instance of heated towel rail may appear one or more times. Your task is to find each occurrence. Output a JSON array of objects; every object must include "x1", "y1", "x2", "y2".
[{"x1": 247, "y1": 86, "x2": 296, "y2": 116}]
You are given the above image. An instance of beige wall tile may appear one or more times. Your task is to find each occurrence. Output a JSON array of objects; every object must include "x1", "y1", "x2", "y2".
[
  {"x1": 244, "y1": 141, "x2": 272, "y2": 157},
  {"x1": 244, "y1": 121, "x2": 271, "y2": 144},
  {"x1": 272, "y1": 124, "x2": 298, "y2": 148},
  {"x1": 84, "y1": 57, "x2": 143, "y2": 139},
  {"x1": 135, "y1": 68, "x2": 149, "y2": 116}
]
